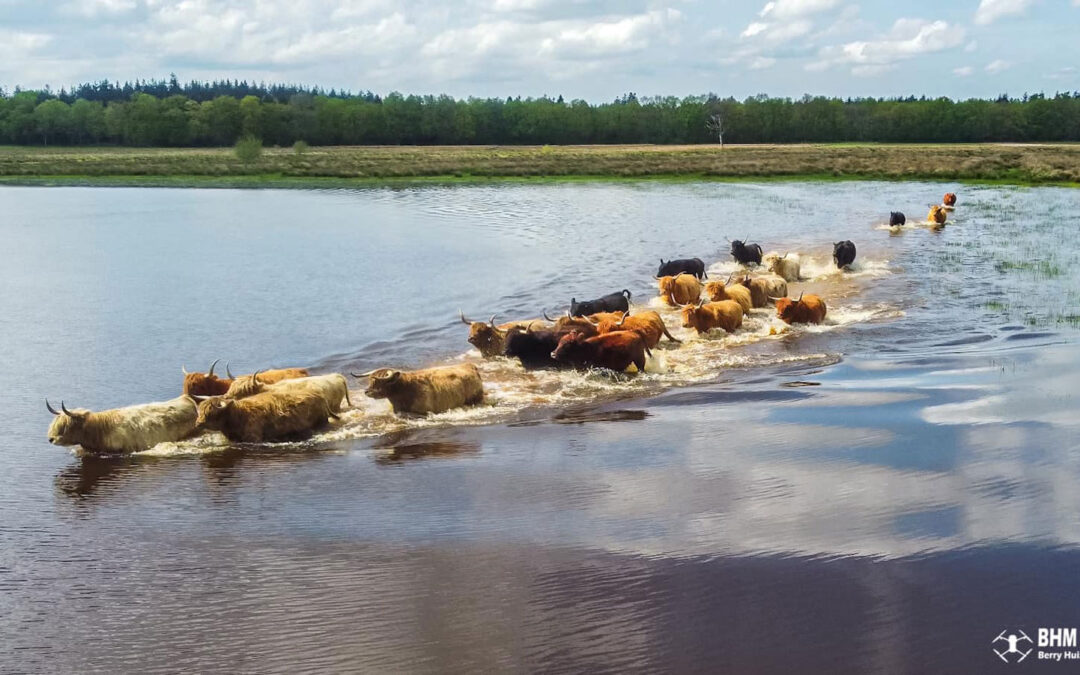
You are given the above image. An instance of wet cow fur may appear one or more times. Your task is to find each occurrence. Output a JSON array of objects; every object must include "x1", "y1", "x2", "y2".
[
  {"x1": 680, "y1": 300, "x2": 744, "y2": 334},
  {"x1": 46, "y1": 396, "x2": 198, "y2": 454},
  {"x1": 730, "y1": 240, "x2": 763, "y2": 265},
  {"x1": 775, "y1": 294, "x2": 827, "y2": 325},
  {"x1": 195, "y1": 389, "x2": 335, "y2": 443},
  {"x1": 657, "y1": 274, "x2": 702, "y2": 306},
  {"x1": 358, "y1": 364, "x2": 484, "y2": 415},
  {"x1": 657, "y1": 258, "x2": 707, "y2": 280},
  {"x1": 551, "y1": 330, "x2": 651, "y2": 373},
  {"x1": 833, "y1": 240, "x2": 856, "y2": 269},
  {"x1": 569, "y1": 290, "x2": 632, "y2": 317}
]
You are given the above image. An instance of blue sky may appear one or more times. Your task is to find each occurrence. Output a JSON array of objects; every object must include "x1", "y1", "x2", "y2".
[{"x1": 1, "y1": 0, "x2": 1077, "y2": 100}]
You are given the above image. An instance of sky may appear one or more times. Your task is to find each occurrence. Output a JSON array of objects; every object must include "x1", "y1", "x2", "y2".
[{"x1": 1, "y1": 0, "x2": 1078, "y2": 101}]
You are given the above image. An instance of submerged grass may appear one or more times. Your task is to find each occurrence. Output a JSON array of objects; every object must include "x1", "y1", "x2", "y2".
[{"x1": 1, "y1": 143, "x2": 1079, "y2": 188}]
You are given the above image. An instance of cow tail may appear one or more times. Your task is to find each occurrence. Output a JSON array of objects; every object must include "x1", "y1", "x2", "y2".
[
  {"x1": 622, "y1": 289, "x2": 632, "y2": 300},
  {"x1": 662, "y1": 324, "x2": 681, "y2": 343},
  {"x1": 342, "y1": 375, "x2": 353, "y2": 408}
]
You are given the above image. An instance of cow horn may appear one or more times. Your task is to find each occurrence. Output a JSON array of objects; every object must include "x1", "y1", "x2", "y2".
[
  {"x1": 207, "y1": 359, "x2": 219, "y2": 377},
  {"x1": 616, "y1": 312, "x2": 629, "y2": 327},
  {"x1": 351, "y1": 370, "x2": 377, "y2": 378},
  {"x1": 782, "y1": 252, "x2": 789, "y2": 259},
  {"x1": 190, "y1": 394, "x2": 210, "y2": 402},
  {"x1": 542, "y1": 310, "x2": 554, "y2": 321},
  {"x1": 61, "y1": 401, "x2": 74, "y2": 416},
  {"x1": 459, "y1": 310, "x2": 473, "y2": 325},
  {"x1": 725, "y1": 272, "x2": 734, "y2": 285},
  {"x1": 226, "y1": 363, "x2": 234, "y2": 379},
  {"x1": 585, "y1": 315, "x2": 600, "y2": 325},
  {"x1": 697, "y1": 297, "x2": 707, "y2": 308},
  {"x1": 766, "y1": 295, "x2": 782, "y2": 304},
  {"x1": 488, "y1": 315, "x2": 496, "y2": 327},
  {"x1": 566, "y1": 309, "x2": 572, "y2": 319},
  {"x1": 46, "y1": 399, "x2": 60, "y2": 416},
  {"x1": 181, "y1": 365, "x2": 189, "y2": 375},
  {"x1": 796, "y1": 292, "x2": 804, "y2": 303},
  {"x1": 251, "y1": 370, "x2": 262, "y2": 385}
]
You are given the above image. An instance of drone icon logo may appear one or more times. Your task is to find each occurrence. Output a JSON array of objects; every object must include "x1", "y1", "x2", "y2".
[{"x1": 993, "y1": 629, "x2": 1034, "y2": 663}]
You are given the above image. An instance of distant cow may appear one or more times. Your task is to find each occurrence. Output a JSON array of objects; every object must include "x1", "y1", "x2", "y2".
[
  {"x1": 943, "y1": 192, "x2": 957, "y2": 206},
  {"x1": 570, "y1": 290, "x2": 631, "y2": 317},
  {"x1": 657, "y1": 258, "x2": 707, "y2": 280},
  {"x1": 775, "y1": 293, "x2": 827, "y2": 325},
  {"x1": 833, "y1": 240, "x2": 857, "y2": 269},
  {"x1": 225, "y1": 372, "x2": 352, "y2": 413},
  {"x1": 589, "y1": 310, "x2": 679, "y2": 348},
  {"x1": 657, "y1": 274, "x2": 702, "y2": 306},
  {"x1": 705, "y1": 277, "x2": 752, "y2": 314},
  {"x1": 355, "y1": 364, "x2": 484, "y2": 415},
  {"x1": 763, "y1": 253, "x2": 800, "y2": 282},
  {"x1": 730, "y1": 239, "x2": 763, "y2": 265},
  {"x1": 680, "y1": 299, "x2": 743, "y2": 334},
  {"x1": 46, "y1": 396, "x2": 198, "y2": 454},
  {"x1": 928, "y1": 205, "x2": 947, "y2": 224},
  {"x1": 551, "y1": 330, "x2": 651, "y2": 373},
  {"x1": 890, "y1": 211, "x2": 906, "y2": 226},
  {"x1": 739, "y1": 275, "x2": 787, "y2": 307},
  {"x1": 195, "y1": 389, "x2": 335, "y2": 443}
]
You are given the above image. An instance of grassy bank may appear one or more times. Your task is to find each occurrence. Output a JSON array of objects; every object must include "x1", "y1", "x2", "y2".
[{"x1": 1, "y1": 143, "x2": 1078, "y2": 187}]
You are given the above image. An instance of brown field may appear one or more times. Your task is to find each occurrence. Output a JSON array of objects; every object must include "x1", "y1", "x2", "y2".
[{"x1": 0, "y1": 143, "x2": 1078, "y2": 185}]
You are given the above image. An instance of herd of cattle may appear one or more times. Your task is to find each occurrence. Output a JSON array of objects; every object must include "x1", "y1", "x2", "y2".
[{"x1": 46, "y1": 191, "x2": 958, "y2": 455}]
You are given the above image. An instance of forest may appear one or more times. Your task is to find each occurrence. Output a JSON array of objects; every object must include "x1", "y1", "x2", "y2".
[{"x1": 2, "y1": 77, "x2": 1079, "y2": 146}]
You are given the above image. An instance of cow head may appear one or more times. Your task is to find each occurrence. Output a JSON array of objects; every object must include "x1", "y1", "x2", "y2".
[
  {"x1": 551, "y1": 331, "x2": 592, "y2": 363},
  {"x1": 358, "y1": 369, "x2": 403, "y2": 399},
  {"x1": 775, "y1": 293, "x2": 801, "y2": 322},
  {"x1": 460, "y1": 311, "x2": 504, "y2": 356},
  {"x1": 890, "y1": 211, "x2": 905, "y2": 226},
  {"x1": 45, "y1": 399, "x2": 89, "y2": 446},
  {"x1": 195, "y1": 396, "x2": 234, "y2": 430},
  {"x1": 679, "y1": 299, "x2": 708, "y2": 331},
  {"x1": 738, "y1": 275, "x2": 753, "y2": 289},
  {"x1": 182, "y1": 359, "x2": 232, "y2": 396},
  {"x1": 656, "y1": 275, "x2": 676, "y2": 299},
  {"x1": 943, "y1": 192, "x2": 957, "y2": 206},
  {"x1": 226, "y1": 371, "x2": 264, "y2": 399}
]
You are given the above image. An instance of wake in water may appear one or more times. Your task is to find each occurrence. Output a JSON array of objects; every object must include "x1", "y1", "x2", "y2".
[{"x1": 140, "y1": 255, "x2": 902, "y2": 456}]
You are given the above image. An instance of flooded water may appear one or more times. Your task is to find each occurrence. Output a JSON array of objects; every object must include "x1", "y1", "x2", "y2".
[{"x1": 2, "y1": 181, "x2": 1079, "y2": 672}]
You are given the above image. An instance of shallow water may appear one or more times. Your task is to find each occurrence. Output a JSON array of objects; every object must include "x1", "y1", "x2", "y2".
[{"x1": 2, "y1": 181, "x2": 1079, "y2": 672}]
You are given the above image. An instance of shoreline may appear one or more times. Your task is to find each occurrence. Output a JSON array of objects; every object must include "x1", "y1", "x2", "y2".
[
  {"x1": 2, "y1": 143, "x2": 1078, "y2": 189},
  {"x1": 2, "y1": 173, "x2": 1078, "y2": 190}
]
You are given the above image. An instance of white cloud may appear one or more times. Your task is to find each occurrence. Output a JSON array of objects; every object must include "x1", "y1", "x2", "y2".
[
  {"x1": 1045, "y1": 66, "x2": 1076, "y2": 80},
  {"x1": 742, "y1": 22, "x2": 768, "y2": 37},
  {"x1": 748, "y1": 56, "x2": 777, "y2": 69},
  {"x1": 974, "y1": 0, "x2": 1034, "y2": 25},
  {"x1": 760, "y1": 0, "x2": 840, "y2": 19},
  {"x1": 985, "y1": 59, "x2": 1010, "y2": 73},
  {"x1": 953, "y1": 66, "x2": 974, "y2": 76},
  {"x1": 964, "y1": 40, "x2": 977, "y2": 52},
  {"x1": 0, "y1": 29, "x2": 53, "y2": 54},
  {"x1": 810, "y1": 18, "x2": 966, "y2": 73}
]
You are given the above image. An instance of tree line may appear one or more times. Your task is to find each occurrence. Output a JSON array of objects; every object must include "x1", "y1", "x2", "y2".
[{"x1": 2, "y1": 79, "x2": 1079, "y2": 146}]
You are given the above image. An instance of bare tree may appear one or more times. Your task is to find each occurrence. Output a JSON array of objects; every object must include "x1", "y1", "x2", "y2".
[{"x1": 706, "y1": 111, "x2": 725, "y2": 147}]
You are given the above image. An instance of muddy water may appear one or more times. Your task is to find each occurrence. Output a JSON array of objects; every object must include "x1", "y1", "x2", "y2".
[{"x1": 1, "y1": 182, "x2": 1079, "y2": 672}]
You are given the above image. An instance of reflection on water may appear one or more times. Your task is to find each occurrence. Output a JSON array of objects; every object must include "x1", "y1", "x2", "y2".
[{"x1": 2, "y1": 181, "x2": 1080, "y2": 671}]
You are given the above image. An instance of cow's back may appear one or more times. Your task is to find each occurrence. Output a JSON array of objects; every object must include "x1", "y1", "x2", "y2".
[{"x1": 100, "y1": 396, "x2": 198, "y2": 453}]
